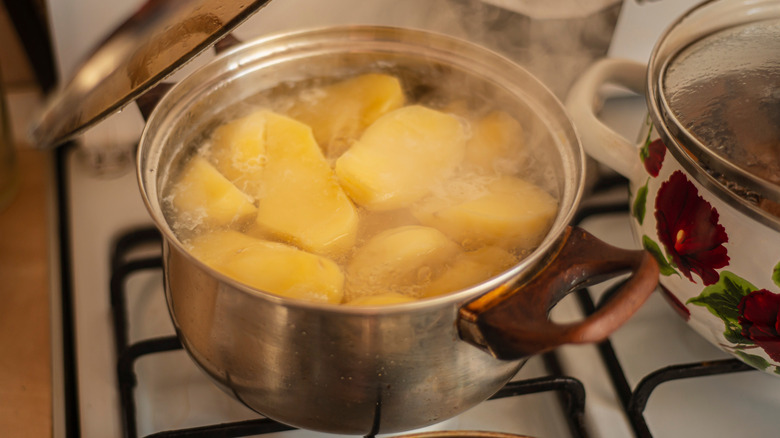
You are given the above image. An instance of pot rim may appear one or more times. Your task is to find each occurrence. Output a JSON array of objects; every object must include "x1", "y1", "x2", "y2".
[
  {"x1": 648, "y1": 115, "x2": 780, "y2": 233},
  {"x1": 138, "y1": 24, "x2": 586, "y2": 313},
  {"x1": 645, "y1": 0, "x2": 780, "y2": 231}
]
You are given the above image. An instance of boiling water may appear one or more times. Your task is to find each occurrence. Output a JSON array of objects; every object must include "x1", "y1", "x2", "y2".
[{"x1": 161, "y1": 71, "x2": 561, "y2": 304}]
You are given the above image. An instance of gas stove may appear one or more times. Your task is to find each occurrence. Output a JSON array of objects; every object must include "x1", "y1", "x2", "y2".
[{"x1": 43, "y1": 1, "x2": 780, "y2": 437}]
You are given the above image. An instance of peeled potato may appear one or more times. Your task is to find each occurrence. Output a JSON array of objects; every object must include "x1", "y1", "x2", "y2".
[
  {"x1": 419, "y1": 246, "x2": 518, "y2": 298},
  {"x1": 286, "y1": 73, "x2": 405, "y2": 159},
  {"x1": 413, "y1": 175, "x2": 557, "y2": 250},
  {"x1": 208, "y1": 110, "x2": 268, "y2": 195},
  {"x1": 186, "y1": 228, "x2": 258, "y2": 264},
  {"x1": 252, "y1": 110, "x2": 359, "y2": 257},
  {"x1": 187, "y1": 230, "x2": 344, "y2": 304},
  {"x1": 345, "y1": 225, "x2": 461, "y2": 301},
  {"x1": 464, "y1": 111, "x2": 526, "y2": 174},
  {"x1": 169, "y1": 155, "x2": 257, "y2": 231},
  {"x1": 335, "y1": 105, "x2": 467, "y2": 211},
  {"x1": 355, "y1": 207, "x2": 418, "y2": 241}
]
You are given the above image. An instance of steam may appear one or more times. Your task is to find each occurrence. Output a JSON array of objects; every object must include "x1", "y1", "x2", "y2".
[{"x1": 240, "y1": 0, "x2": 621, "y2": 98}]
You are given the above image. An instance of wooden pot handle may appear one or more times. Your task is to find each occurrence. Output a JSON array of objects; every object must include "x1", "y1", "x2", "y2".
[{"x1": 458, "y1": 226, "x2": 659, "y2": 360}]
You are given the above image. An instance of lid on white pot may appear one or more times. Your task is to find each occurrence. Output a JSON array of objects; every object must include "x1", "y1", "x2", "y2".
[
  {"x1": 648, "y1": 0, "x2": 780, "y2": 215},
  {"x1": 31, "y1": 0, "x2": 273, "y2": 149}
]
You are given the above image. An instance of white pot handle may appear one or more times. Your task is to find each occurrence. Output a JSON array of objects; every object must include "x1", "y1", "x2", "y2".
[{"x1": 565, "y1": 58, "x2": 647, "y2": 179}]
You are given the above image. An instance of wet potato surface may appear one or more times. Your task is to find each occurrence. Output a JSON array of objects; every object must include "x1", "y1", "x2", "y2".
[{"x1": 163, "y1": 73, "x2": 558, "y2": 305}]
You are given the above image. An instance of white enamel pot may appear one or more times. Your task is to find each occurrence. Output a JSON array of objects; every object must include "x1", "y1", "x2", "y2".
[{"x1": 566, "y1": 0, "x2": 780, "y2": 375}]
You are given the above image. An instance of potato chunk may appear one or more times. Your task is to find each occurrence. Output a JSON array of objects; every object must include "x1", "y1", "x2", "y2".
[
  {"x1": 187, "y1": 230, "x2": 344, "y2": 303},
  {"x1": 168, "y1": 156, "x2": 257, "y2": 231},
  {"x1": 419, "y1": 246, "x2": 518, "y2": 298},
  {"x1": 335, "y1": 105, "x2": 467, "y2": 211},
  {"x1": 345, "y1": 225, "x2": 461, "y2": 301},
  {"x1": 208, "y1": 110, "x2": 268, "y2": 195},
  {"x1": 252, "y1": 110, "x2": 359, "y2": 257},
  {"x1": 413, "y1": 175, "x2": 557, "y2": 251},
  {"x1": 464, "y1": 111, "x2": 526, "y2": 174},
  {"x1": 186, "y1": 228, "x2": 258, "y2": 264},
  {"x1": 286, "y1": 73, "x2": 405, "y2": 159}
]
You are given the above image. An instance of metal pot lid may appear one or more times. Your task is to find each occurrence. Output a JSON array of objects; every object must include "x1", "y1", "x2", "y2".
[
  {"x1": 31, "y1": 0, "x2": 272, "y2": 149},
  {"x1": 651, "y1": 0, "x2": 780, "y2": 205}
]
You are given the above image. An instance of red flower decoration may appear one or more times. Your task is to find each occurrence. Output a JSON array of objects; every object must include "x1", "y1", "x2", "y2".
[
  {"x1": 642, "y1": 138, "x2": 667, "y2": 177},
  {"x1": 739, "y1": 289, "x2": 780, "y2": 362},
  {"x1": 655, "y1": 170, "x2": 729, "y2": 285}
]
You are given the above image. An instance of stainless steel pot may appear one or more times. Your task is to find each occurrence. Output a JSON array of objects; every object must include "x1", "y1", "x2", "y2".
[{"x1": 135, "y1": 26, "x2": 658, "y2": 434}]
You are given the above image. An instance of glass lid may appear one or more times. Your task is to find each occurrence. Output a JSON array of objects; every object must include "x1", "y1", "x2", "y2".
[
  {"x1": 31, "y1": 0, "x2": 273, "y2": 149},
  {"x1": 655, "y1": 1, "x2": 780, "y2": 207}
]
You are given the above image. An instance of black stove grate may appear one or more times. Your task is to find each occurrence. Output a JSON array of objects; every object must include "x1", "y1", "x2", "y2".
[
  {"x1": 573, "y1": 279, "x2": 754, "y2": 438},
  {"x1": 108, "y1": 228, "x2": 588, "y2": 438}
]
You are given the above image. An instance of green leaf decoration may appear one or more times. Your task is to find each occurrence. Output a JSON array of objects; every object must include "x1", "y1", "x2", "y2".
[
  {"x1": 734, "y1": 350, "x2": 771, "y2": 371},
  {"x1": 641, "y1": 235, "x2": 677, "y2": 276},
  {"x1": 639, "y1": 119, "x2": 653, "y2": 161},
  {"x1": 632, "y1": 180, "x2": 648, "y2": 225},
  {"x1": 687, "y1": 271, "x2": 757, "y2": 330},
  {"x1": 639, "y1": 142, "x2": 649, "y2": 162},
  {"x1": 723, "y1": 324, "x2": 751, "y2": 345},
  {"x1": 642, "y1": 115, "x2": 654, "y2": 144},
  {"x1": 774, "y1": 367, "x2": 780, "y2": 376},
  {"x1": 773, "y1": 261, "x2": 780, "y2": 288}
]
